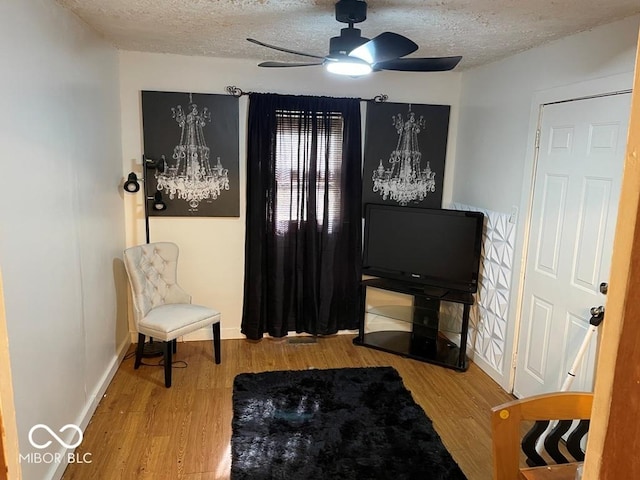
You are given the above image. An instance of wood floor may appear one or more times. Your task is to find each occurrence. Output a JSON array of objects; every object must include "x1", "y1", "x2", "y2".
[{"x1": 62, "y1": 335, "x2": 513, "y2": 480}]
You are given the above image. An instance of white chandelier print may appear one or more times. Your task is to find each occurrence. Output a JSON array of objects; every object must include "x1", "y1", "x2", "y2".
[
  {"x1": 371, "y1": 107, "x2": 436, "y2": 206},
  {"x1": 155, "y1": 93, "x2": 230, "y2": 210}
]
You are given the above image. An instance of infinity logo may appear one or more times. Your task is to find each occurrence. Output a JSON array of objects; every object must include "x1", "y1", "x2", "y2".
[{"x1": 28, "y1": 424, "x2": 83, "y2": 450}]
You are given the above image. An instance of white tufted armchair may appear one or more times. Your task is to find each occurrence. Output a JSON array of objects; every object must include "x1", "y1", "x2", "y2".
[{"x1": 123, "y1": 242, "x2": 221, "y2": 387}]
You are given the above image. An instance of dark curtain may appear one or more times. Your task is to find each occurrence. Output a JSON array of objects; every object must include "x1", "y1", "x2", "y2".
[{"x1": 242, "y1": 93, "x2": 362, "y2": 340}]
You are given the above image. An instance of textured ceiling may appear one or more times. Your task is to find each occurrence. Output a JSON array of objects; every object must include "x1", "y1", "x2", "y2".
[{"x1": 56, "y1": 0, "x2": 640, "y2": 70}]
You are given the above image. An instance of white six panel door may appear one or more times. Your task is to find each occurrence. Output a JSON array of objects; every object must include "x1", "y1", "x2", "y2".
[{"x1": 514, "y1": 93, "x2": 631, "y2": 398}]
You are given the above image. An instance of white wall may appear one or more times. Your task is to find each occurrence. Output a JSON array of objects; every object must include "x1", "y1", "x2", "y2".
[
  {"x1": 119, "y1": 52, "x2": 462, "y2": 340},
  {"x1": 0, "y1": 6, "x2": 635, "y2": 478},
  {"x1": 453, "y1": 15, "x2": 640, "y2": 389},
  {"x1": 0, "y1": 1, "x2": 126, "y2": 479}
]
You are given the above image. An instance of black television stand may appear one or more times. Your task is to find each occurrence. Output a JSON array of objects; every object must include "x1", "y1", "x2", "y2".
[
  {"x1": 420, "y1": 286, "x2": 450, "y2": 298},
  {"x1": 353, "y1": 278, "x2": 474, "y2": 371},
  {"x1": 401, "y1": 283, "x2": 450, "y2": 298}
]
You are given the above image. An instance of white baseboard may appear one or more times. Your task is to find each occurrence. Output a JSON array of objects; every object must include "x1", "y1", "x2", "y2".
[
  {"x1": 127, "y1": 326, "x2": 363, "y2": 345},
  {"x1": 182, "y1": 326, "x2": 241, "y2": 341},
  {"x1": 471, "y1": 353, "x2": 507, "y2": 391},
  {"x1": 182, "y1": 327, "x2": 358, "y2": 341},
  {"x1": 49, "y1": 336, "x2": 131, "y2": 480}
]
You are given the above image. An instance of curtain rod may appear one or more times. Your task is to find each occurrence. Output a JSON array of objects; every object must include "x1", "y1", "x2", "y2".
[{"x1": 225, "y1": 85, "x2": 388, "y2": 103}]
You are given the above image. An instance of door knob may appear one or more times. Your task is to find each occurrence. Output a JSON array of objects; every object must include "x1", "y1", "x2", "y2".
[{"x1": 590, "y1": 305, "x2": 605, "y2": 326}]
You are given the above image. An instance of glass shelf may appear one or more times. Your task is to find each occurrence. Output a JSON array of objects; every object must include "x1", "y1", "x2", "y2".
[
  {"x1": 354, "y1": 331, "x2": 463, "y2": 370},
  {"x1": 355, "y1": 278, "x2": 473, "y2": 371},
  {"x1": 366, "y1": 305, "x2": 462, "y2": 335}
]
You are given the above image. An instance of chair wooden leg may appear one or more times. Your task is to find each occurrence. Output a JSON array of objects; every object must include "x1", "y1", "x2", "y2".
[
  {"x1": 212, "y1": 322, "x2": 221, "y2": 364},
  {"x1": 164, "y1": 340, "x2": 172, "y2": 388},
  {"x1": 172, "y1": 339, "x2": 177, "y2": 354},
  {"x1": 134, "y1": 333, "x2": 145, "y2": 369}
]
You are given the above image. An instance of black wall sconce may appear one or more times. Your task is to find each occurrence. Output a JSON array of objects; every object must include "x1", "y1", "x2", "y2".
[
  {"x1": 123, "y1": 172, "x2": 141, "y2": 193},
  {"x1": 123, "y1": 155, "x2": 167, "y2": 243},
  {"x1": 152, "y1": 191, "x2": 167, "y2": 211}
]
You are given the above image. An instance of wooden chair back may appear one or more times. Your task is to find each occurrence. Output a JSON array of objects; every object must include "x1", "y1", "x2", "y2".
[{"x1": 491, "y1": 392, "x2": 593, "y2": 480}]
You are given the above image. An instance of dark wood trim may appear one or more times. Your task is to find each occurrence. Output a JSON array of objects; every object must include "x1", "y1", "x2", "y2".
[{"x1": 586, "y1": 27, "x2": 640, "y2": 480}]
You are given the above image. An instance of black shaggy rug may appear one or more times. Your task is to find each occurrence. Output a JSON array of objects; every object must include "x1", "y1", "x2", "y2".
[{"x1": 231, "y1": 366, "x2": 466, "y2": 480}]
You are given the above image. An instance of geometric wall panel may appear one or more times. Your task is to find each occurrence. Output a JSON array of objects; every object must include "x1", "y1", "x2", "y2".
[{"x1": 446, "y1": 203, "x2": 517, "y2": 374}]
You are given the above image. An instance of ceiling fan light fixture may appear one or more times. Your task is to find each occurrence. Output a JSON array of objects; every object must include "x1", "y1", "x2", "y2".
[
  {"x1": 348, "y1": 44, "x2": 374, "y2": 64},
  {"x1": 325, "y1": 57, "x2": 372, "y2": 76},
  {"x1": 248, "y1": 0, "x2": 461, "y2": 74}
]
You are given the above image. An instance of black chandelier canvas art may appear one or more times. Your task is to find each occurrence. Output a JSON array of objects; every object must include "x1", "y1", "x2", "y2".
[
  {"x1": 141, "y1": 91, "x2": 240, "y2": 217},
  {"x1": 362, "y1": 101, "x2": 450, "y2": 210}
]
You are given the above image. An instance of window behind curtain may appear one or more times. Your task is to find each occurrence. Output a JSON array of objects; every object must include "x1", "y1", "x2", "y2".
[
  {"x1": 243, "y1": 93, "x2": 362, "y2": 340},
  {"x1": 274, "y1": 110, "x2": 344, "y2": 235}
]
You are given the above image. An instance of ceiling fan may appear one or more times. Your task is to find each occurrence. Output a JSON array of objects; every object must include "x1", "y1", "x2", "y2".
[{"x1": 247, "y1": 0, "x2": 462, "y2": 76}]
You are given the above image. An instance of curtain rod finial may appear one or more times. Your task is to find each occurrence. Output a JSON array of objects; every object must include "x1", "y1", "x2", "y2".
[{"x1": 226, "y1": 86, "x2": 244, "y2": 97}]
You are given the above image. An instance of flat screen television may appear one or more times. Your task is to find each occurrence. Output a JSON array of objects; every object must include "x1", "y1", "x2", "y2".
[{"x1": 362, "y1": 204, "x2": 484, "y2": 293}]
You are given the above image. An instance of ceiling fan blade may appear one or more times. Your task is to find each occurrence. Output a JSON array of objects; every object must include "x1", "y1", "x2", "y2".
[
  {"x1": 258, "y1": 61, "x2": 324, "y2": 68},
  {"x1": 349, "y1": 32, "x2": 418, "y2": 64},
  {"x1": 247, "y1": 38, "x2": 325, "y2": 60},
  {"x1": 375, "y1": 56, "x2": 462, "y2": 72}
]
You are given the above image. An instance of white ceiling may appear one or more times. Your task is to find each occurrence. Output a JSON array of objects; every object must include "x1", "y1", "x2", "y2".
[{"x1": 56, "y1": 0, "x2": 640, "y2": 70}]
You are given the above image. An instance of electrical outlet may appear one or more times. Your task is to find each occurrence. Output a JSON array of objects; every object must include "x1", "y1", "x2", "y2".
[{"x1": 509, "y1": 206, "x2": 518, "y2": 224}]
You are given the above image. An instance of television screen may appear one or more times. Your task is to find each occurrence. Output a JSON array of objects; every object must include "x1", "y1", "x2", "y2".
[{"x1": 362, "y1": 205, "x2": 484, "y2": 293}]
